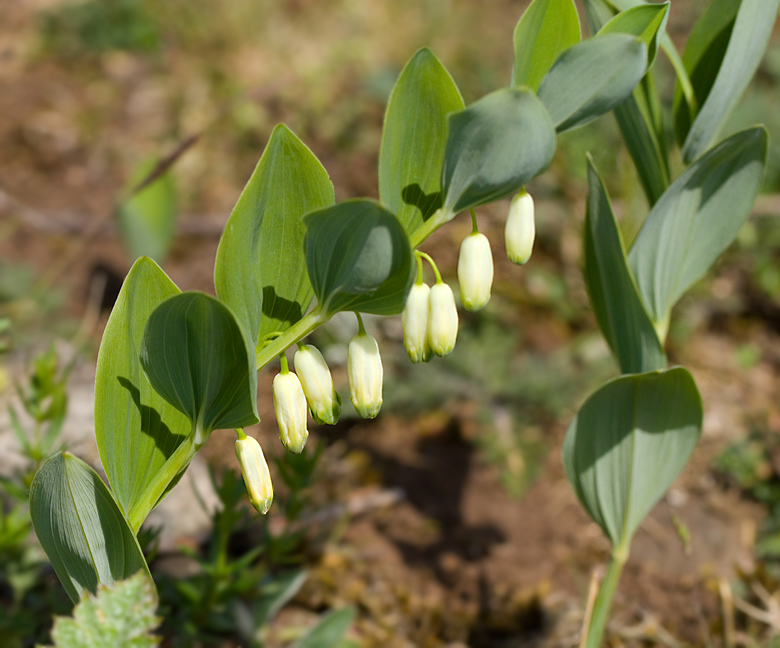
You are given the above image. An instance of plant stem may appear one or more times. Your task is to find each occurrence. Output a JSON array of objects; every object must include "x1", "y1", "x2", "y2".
[
  {"x1": 583, "y1": 548, "x2": 627, "y2": 648},
  {"x1": 255, "y1": 309, "x2": 329, "y2": 370},
  {"x1": 127, "y1": 432, "x2": 197, "y2": 533},
  {"x1": 410, "y1": 208, "x2": 454, "y2": 248}
]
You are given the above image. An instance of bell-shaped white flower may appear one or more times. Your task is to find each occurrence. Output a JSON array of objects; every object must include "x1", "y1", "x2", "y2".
[
  {"x1": 505, "y1": 190, "x2": 535, "y2": 265},
  {"x1": 402, "y1": 283, "x2": 432, "y2": 363},
  {"x1": 457, "y1": 232, "x2": 493, "y2": 311},
  {"x1": 294, "y1": 344, "x2": 341, "y2": 425},
  {"x1": 235, "y1": 434, "x2": 273, "y2": 514},
  {"x1": 273, "y1": 371, "x2": 309, "y2": 453},
  {"x1": 428, "y1": 282, "x2": 458, "y2": 356},
  {"x1": 348, "y1": 332, "x2": 383, "y2": 419}
]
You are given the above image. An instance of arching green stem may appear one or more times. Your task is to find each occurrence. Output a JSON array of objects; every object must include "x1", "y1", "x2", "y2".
[
  {"x1": 416, "y1": 250, "x2": 443, "y2": 284},
  {"x1": 255, "y1": 308, "x2": 330, "y2": 370}
]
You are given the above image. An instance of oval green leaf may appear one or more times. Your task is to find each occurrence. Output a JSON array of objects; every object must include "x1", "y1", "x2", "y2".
[
  {"x1": 140, "y1": 292, "x2": 259, "y2": 441},
  {"x1": 511, "y1": 0, "x2": 581, "y2": 92},
  {"x1": 537, "y1": 33, "x2": 648, "y2": 133},
  {"x1": 583, "y1": 0, "x2": 696, "y2": 120},
  {"x1": 628, "y1": 127, "x2": 768, "y2": 334},
  {"x1": 304, "y1": 199, "x2": 415, "y2": 316},
  {"x1": 378, "y1": 48, "x2": 464, "y2": 242},
  {"x1": 441, "y1": 87, "x2": 556, "y2": 213},
  {"x1": 679, "y1": 0, "x2": 778, "y2": 163},
  {"x1": 215, "y1": 124, "x2": 334, "y2": 350},
  {"x1": 583, "y1": 156, "x2": 665, "y2": 373},
  {"x1": 598, "y1": 2, "x2": 669, "y2": 69},
  {"x1": 95, "y1": 257, "x2": 190, "y2": 522},
  {"x1": 30, "y1": 452, "x2": 150, "y2": 603},
  {"x1": 562, "y1": 367, "x2": 702, "y2": 549}
]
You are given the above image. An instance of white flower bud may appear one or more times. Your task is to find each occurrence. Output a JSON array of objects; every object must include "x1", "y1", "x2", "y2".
[
  {"x1": 294, "y1": 345, "x2": 341, "y2": 425},
  {"x1": 457, "y1": 232, "x2": 493, "y2": 311},
  {"x1": 235, "y1": 435, "x2": 273, "y2": 514},
  {"x1": 273, "y1": 372, "x2": 309, "y2": 453},
  {"x1": 348, "y1": 332, "x2": 383, "y2": 419},
  {"x1": 428, "y1": 282, "x2": 458, "y2": 356},
  {"x1": 505, "y1": 190, "x2": 535, "y2": 265},
  {"x1": 402, "y1": 283, "x2": 432, "y2": 363}
]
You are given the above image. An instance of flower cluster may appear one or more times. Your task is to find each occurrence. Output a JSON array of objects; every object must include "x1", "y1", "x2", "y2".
[
  {"x1": 402, "y1": 192, "x2": 535, "y2": 363},
  {"x1": 237, "y1": 319, "x2": 386, "y2": 513},
  {"x1": 239, "y1": 192, "x2": 536, "y2": 513}
]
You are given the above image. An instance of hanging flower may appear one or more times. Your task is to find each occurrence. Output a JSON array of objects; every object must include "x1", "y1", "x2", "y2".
[
  {"x1": 402, "y1": 282, "x2": 432, "y2": 363},
  {"x1": 235, "y1": 433, "x2": 273, "y2": 514},
  {"x1": 458, "y1": 232, "x2": 493, "y2": 311},
  {"x1": 294, "y1": 345, "x2": 341, "y2": 425},
  {"x1": 348, "y1": 331, "x2": 383, "y2": 419},
  {"x1": 505, "y1": 190, "x2": 535, "y2": 265},
  {"x1": 428, "y1": 282, "x2": 458, "y2": 356},
  {"x1": 273, "y1": 371, "x2": 309, "y2": 453}
]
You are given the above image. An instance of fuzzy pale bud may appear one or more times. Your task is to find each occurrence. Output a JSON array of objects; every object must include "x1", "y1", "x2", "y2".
[
  {"x1": 293, "y1": 345, "x2": 341, "y2": 425},
  {"x1": 273, "y1": 372, "x2": 309, "y2": 453},
  {"x1": 428, "y1": 282, "x2": 458, "y2": 357},
  {"x1": 235, "y1": 435, "x2": 273, "y2": 514},
  {"x1": 457, "y1": 232, "x2": 493, "y2": 311},
  {"x1": 505, "y1": 191, "x2": 535, "y2": 265},
  {"x1": 402, "y1": 283, "x2": 432, "y2": 363},
  {"x1": 348, "y1": 332, "x2": 383, "y2": 419}
]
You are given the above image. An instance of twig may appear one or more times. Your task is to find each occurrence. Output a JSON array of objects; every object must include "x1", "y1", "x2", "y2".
[
  {"x1": 129, "y1": 133, "x2": 200, "y2": 196},
  {"x1": 732, "y1": 593, "x2": 780, "y2": 631},
  {"x1": 721, "y1": 578, "x2": 737, "y2": 648},
  {"x1": 579, "y1": 570, "x2": 599, "y2": 648}
]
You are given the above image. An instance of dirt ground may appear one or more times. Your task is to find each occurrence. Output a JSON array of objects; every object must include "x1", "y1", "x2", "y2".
[{"x1": 3, "y1": 1, "x2": 780, "y2": 646}]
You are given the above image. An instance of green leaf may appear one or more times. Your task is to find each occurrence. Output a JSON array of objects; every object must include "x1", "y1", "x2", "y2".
[
  {"x1": 253, "y1": 570, "x2": 307, "y2": 628},
  {"x1": 441, "y1": 87, "x2": 556, "y2": 213},
  {"x1": 215, "y1": 124, "x2": 334, "y2": 350},
  {"x1": 672, "y1": 0, "x2": 740, "y2": 150},
  {"x1": 628, "y1": 127, "x2": 768, "y2": 334},
  {"x1": 378, "y1": 48, "x2": 464, "y2": 242},
  {"x1": 29, "y1": 452, "x2": 150, "y2": 603},
  {"x1": 511, "y1": 0, "x2": 581, "y2": 92},
  {"x1": 538, "y1": 33, "x2": 648, "y2": 132},
  {"x1": 581, "y1": 0, "x2": 686, "y2": 194},
  {"x1": 291, "y1": 608, "x2": 356, "y2": 648},
  {"x1": 304, "y1": 199, "x2": 415, "y2": 316},
  {"x1": 678, "y1": 0, "x2": 779, "y2": 163},
  {"x1": 582, "y1": 0, "x2": 616, "y2": 35},
  {"x1": 590, "y1": 1, "x2": 670, "y2": 205},
  {"x1": 583, "y1": 157, "x2": 665, "y2": 374},
  {"x1": 613, "y1": 73, "x2": 669, "y2": 206},
  {"x1": 562, "y1": 367, "x2": 702, "y2": 549},
  {"x1": 95, "y1": 257, "x2": 190, "y2": 522},
  {"x1": 46, "y1": 572, "x2": 160, "y2": 648},
  {"x1": 140, "y1": 292, "x2": 259, "y2": 441},
  {"x1": 598, "y1": 2, "x2": 669, "y2": 69},
  {"x1": 115, "y1": 159, "x2": 177, "y2": 263}
]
